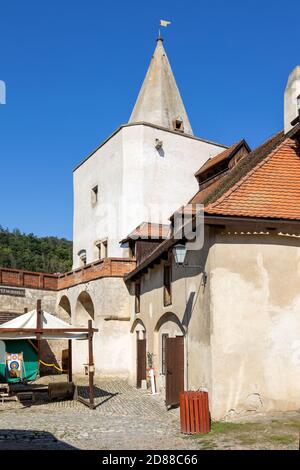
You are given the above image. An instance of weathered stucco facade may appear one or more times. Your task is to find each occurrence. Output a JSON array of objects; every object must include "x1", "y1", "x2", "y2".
[
  {"x1": 0, "y1": 260, "x2": 134, "y2": 377},
  {"x1": 209, "y1": 231, "x2": 300, "y2": 418},
  {"x1": 127, "y1": 224, "x2": 300, "y2": 419},
  {"x1": 127, "y1": 227, "x2": 211, "y2": 398},
  {"x1": 57, "y1": 276, "x2": 131, "y2": 376},
  {"x1": 0, "y1": 287, "x2": 57, "y2": 317}
]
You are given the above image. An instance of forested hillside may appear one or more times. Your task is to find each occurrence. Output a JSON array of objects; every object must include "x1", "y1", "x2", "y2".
[{"x1": 0, "y1": 226, "x2": 72, "y2": 273}]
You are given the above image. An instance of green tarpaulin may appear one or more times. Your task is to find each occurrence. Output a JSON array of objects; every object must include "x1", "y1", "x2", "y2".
[{"x1": 0, "y1": 340, "x2": 38, "y2": 383}]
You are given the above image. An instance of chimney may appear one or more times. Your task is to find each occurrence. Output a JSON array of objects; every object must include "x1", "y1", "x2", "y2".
[{"x1": 284, "y1": 66, "x2": 300, "y2": 134}]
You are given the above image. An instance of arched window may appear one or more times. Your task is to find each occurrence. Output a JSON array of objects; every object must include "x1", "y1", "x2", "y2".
[{"x1": 77, "y1": 249, "x2": 87, "y2": 267}]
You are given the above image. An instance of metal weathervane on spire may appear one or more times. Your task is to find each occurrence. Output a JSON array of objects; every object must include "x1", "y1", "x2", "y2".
[{"x1": 158, "y1": 19, "x2": 171, "y2": 39}]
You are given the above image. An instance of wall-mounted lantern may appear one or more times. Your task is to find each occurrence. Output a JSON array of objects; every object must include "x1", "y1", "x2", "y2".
[{"x1": 172, "y1": 243, "x2": 187, "y2": 266}]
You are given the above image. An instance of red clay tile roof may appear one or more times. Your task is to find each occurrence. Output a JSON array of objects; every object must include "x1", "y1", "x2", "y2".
[
  {"x1": 203, "y1": 130, "x2": 285, "y2": 206},
  {"x1": 121, "y1": 222, "x2": 171, "y2": 243},
  {"x1": 195, "y1": 140, "x2": 249, "y2": 177},
  {"x1": 125, "y1": 126, "x2": 300, "y2": 281},
  {"x1": 190, "y1": 140, "x2": 251, "y2": 206},
  {"x1": 190, "y1": 176, "x2": 227, "y2": 205},
  {"x1": 205, "y1": 137, "x2": 300, "y2": 220}
]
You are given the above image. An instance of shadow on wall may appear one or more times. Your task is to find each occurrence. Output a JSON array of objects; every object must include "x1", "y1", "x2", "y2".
[
  {"x1": 39, "y1": 339, "x2": 62, "y2": 376},
  {"x1": 57, "y1": 295, "x2": 72, "y2": 323},
  {"x1": 0, "y1": 430, "x2": 78, "y2": 450},
  {"x1": 75, "y1": 291, "x2": 95, "y2": 326},
  {"x1": 182, "y1": 292, "x2": 196, "y2": 329},
  {"x1": 138, "y1": 234, "x2": 211, "y2": 298}
]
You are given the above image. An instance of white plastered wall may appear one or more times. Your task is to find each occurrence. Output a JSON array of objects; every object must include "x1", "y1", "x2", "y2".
[
  {"x1": 209, "y1": 232, "x2": 300, "y2": 419},
  {"x1": 73, "y1": 124, "x2": 226, "y2": 268},
  {"x1": 57, "y1": 276, "x2": 131, "y2": 376}
]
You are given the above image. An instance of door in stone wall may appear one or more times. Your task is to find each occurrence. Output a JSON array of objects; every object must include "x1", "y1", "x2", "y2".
[
  {"x1": 136, "y1": 338, "x2": 146, "y2": 388},
  {"x1": 165, "y1": 336, "x2": 184, "y2": 407}
]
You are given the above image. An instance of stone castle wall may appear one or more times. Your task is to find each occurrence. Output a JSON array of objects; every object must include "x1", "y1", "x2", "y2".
[{"x1": 0, "y1": 260, "x2": 136, "y2": 377}]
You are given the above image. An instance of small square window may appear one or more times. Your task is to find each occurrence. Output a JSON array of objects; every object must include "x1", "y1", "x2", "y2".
[
  {"x1": 102, "y1": 240, "x2": 107, "y2": 258},
  {"x1": 173, "y1": 117, "x2": 184, "y2": 132}
]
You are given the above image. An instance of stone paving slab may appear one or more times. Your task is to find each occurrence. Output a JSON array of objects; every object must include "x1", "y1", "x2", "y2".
[{"x1": 0, "y1": 378, "x2": 197, "y2": 450}]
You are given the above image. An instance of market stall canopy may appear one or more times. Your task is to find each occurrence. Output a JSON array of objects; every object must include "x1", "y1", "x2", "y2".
[{"x1": 0, "y1": 309, "x2": 89, "y2": 340}]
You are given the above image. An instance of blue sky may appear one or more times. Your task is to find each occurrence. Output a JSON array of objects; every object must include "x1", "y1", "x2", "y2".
[{"x1": 1, "y1": 0, "x2": 299, "y2": 240}]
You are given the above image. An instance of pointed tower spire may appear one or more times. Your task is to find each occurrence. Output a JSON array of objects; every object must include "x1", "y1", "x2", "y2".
[{"x1": 129, "y1": 37, "x2": 193, "y2": 135}]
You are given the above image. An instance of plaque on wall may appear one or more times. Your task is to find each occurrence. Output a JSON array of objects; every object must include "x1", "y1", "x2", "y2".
[{"x1": 0, "y1": 287, "x2": 26, "y2": 297}]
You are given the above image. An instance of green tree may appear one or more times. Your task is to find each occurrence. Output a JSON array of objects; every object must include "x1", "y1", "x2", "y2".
[{"x1": 0, "y1": 227, "x2": 72, "y2": 273}]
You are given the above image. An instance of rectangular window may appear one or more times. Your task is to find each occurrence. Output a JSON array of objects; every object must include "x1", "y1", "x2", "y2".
[
  {"x1": 173, "y1": 118, "x2": 184, "y2": 132},
  {"x1": 101, "y1": 240, "x2": 107, "y2": 258},
  {"x1": 96, "y1": 240, "x2": 108, "y2": 260},
  {"x1": 163, "y1": 264, "x2": 172, "y2": 306},
  {"x1": 135, "y1": 282, "x2": 141, "y2": 314},
  {"x1": 161, "y1": 333, "x2": 169, "y2": 375},
  {"x1": 91, "y1": 185, "x2": 98, "y2": 205}
]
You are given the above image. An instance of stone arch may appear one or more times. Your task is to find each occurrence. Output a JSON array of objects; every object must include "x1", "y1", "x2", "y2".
[
  {"x1": 130, "y1": 319, "x2": 147, "y2": 387},
  {"x1": 130, "y1": 318, "x2": 146, "y2": 336},
  {"x1": 57, "y1": 295, "x2": 71, "y2": 323},
  {"x1": 154, "y1": 312, "x2": 185, "y2": 335},
  {"x1": 154, "y1": 312, "x2": 185, "y2": 381},
  {"x1": 75, "y1": 291, "x2": 95, "y2": 327}
]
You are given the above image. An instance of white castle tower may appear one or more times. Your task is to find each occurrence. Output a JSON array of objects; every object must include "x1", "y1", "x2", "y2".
[
  {"x1": 72, "y1": 37, "x2": 226, "y2": 268},
  {"x1": 284, "y1": 66, "x2": 300, "y2": 134}
]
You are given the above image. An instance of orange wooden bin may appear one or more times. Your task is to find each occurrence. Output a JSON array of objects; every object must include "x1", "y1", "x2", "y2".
[{"x1": 180, "y1": 391, "x2": 211, "y2": 434}]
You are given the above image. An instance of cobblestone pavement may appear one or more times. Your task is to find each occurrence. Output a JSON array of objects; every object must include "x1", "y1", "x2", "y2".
[{"x1": 0, "y1": 377, "x2": 197, "y2": 450}]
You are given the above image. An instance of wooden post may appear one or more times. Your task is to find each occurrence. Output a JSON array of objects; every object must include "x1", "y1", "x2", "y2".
[
  {"x1": 88, "y1": 319, "x2": 94, "y2": 408},
  {"x1": 36, "y1": 299, "x2": 42, "y2": 369},
  {"x1": 68, "y1": 339, "x2": 72, "y2": 382}
]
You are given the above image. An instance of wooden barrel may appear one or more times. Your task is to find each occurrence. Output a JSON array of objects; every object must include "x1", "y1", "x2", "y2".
[{"x1": 48, "y1": 382, "x2": 75, "y2": 401}]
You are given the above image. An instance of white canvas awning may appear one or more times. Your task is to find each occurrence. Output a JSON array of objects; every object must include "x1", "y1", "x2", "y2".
[{"x1": 0, "y1": 309, "x2": 88, "y2": 340}]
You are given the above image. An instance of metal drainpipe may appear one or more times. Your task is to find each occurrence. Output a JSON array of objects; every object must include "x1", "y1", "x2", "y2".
[{"x1": 184, "y1": 270, "x2": 189, "y2": 391}]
